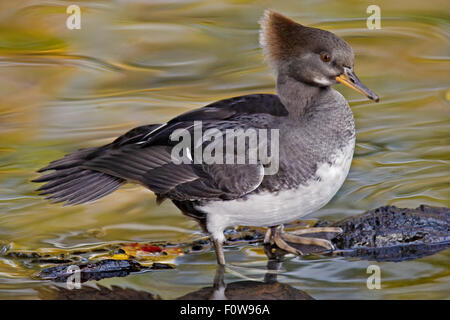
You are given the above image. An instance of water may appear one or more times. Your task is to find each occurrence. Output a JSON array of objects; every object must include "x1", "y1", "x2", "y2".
[{"x1": 0, "y1": 0, "x2": 449, "y2": 299}]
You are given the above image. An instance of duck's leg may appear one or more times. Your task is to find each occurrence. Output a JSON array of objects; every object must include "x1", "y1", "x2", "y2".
[
  {"x1": 213, "y1": 238, "x2": 226, "y2": 265},
  {"x1": 264, "y1": 225, "x2": 342, "y2": 255},
  {"x1": 263, "y1": 227, "x2": 277, "y2": 259}
]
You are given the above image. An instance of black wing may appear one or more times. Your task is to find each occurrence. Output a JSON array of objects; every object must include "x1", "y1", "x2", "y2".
[{"x1": 34, "y1": 94, "x2": 286, "y2": 204}]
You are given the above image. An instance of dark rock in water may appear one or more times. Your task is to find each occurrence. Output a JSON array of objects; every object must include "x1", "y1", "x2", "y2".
[
  {"x1": 37, "y1": 259, "x2": 143, "y2": 283},
  {"x1": 332, "y1": 205, "x2": 449, "y2": 262},
  {"x1": 36, "y1": 259, "x2": 175, "y2": 282},
  {"x1": 261, "y1": 205, "x2": 449, "y2": 261},
  {"x1": 178, "y1": 281, "x2": 313, "y2": 300},
  {"x1": 335, "y1": 242, "x2": 448, "y2": 262},
  {"x1": 178, "y1": 261, "x2": 313, "y2": 300},
  {"x1": 37, "y1": 284, "x2": 160, "y2": 300}
]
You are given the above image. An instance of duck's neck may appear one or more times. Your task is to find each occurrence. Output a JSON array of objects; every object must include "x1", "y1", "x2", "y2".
[{"x1": 276, "y1": 74, "x2": 325, "y2": 119}]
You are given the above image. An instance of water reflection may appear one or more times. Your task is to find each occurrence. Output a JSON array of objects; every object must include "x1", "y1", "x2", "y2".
[
  {"x1": 19, "y1": 204, "x2": 448, "y2": 300},
  {"x1": 178, "y1": 261, "x2": 314, "y2": 300},
  {"x1": 37, "y1": 259, "x2": 314, "y2": 300},
  {"x1": 0, "y1": 0, "x2": 449, "y2": 299}
]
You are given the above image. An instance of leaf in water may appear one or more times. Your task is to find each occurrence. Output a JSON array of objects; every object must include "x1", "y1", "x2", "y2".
[
  {"x1": 139, "y1": 244, "x2": 162, "y2": 253},
  {"x1": 121, "y1": 242, "x2": 183, "y2": 262},
  {"x1": 109, "y1": 254, "x2": 130, "y2": 260}
]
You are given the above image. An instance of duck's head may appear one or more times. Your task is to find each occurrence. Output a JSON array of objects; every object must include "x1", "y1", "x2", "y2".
[{"x1": 260, "y1": 10, "x2": 379, "y2": 102}]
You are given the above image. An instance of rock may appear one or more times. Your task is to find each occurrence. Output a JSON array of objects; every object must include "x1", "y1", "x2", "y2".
[
  {"x1": 36, "y1": 259, "x2": 143, "y2": 282},
  {"x1": 178, "y1": 281, "x2": 313, "y2": 300},
  {"x1": 37, "y1": 284, "x2": 160, "y2": 300},
  {"x1": 189, "y1": 205, "x2": 449, "y2": 261},
  {"x1": 332, "y1": 205, "x2": 449, "y2": 261}
]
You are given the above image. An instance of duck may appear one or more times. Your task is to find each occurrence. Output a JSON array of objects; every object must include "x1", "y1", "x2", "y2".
[{"x1": 33, "y1": 10, "x2": 379, "y2": 265}]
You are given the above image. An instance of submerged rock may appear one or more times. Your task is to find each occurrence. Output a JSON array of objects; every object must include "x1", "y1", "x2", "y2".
[
  {"x1": 36, "y1": 259, "x2": 174, "y2": 283},
  {"x1": 227, "y1": 205, "x2": 449, "y2": 262},
  {"x1": 177, "y1": 280, "x2": 313, "y2": 300},
  {"x1": 37, "y1": 259, "x2": 143, "y2": 282},
  {"x1": 332, "y1": 205, "x2": 449, "y2": 261},
  {"x1": 38, "y1": 284, "x2": 160, "y2": 300}
]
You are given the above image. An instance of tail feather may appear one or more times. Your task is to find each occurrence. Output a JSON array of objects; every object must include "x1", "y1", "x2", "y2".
[
  {"x1": 33, "y1": 147, "x2": 125, "y2": 205},
  {"x1": 65, "y1": 175, "x2": 123, "y2": 205},
  {"x1": 37, "y1": 147, "x2": 99, "y2": 172},
  {"x1": 33, "y1": 167, "x2": 83, "y2": 183},
  {"x1": 36, "y1": 170, "x2": 91, "y2": 192}
]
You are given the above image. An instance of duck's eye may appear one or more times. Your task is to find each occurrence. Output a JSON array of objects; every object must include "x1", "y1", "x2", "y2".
[{"x1": 320, "y1": 52, "x2": 331, "y2": 63}]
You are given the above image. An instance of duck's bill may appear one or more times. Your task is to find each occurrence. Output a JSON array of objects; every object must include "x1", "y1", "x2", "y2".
[{"x1": 336, "y1": 68, "x2": 379, "y2": 102}]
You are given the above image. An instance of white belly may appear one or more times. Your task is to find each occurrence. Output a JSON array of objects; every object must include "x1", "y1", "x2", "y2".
[{"x1": 198, "y1": 140, "x2": 355, "y2": 242}]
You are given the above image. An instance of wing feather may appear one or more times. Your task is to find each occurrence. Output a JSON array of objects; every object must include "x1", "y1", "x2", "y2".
[{"x1": 34, "y1": 94, "x2": 285, "y2": 204}]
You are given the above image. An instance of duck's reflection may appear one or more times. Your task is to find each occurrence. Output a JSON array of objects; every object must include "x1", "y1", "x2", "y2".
[
  {"x1": 177, "y1": 258, "x2": 313, "y2": 300},
  {"x1": 38, "y1": 257, "x2": 313, "y2": 300}
]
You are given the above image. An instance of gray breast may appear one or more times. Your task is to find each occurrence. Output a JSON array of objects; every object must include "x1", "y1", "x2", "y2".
[{"x1": 256, "y1": 88, "x2": 355, "y2": 193}]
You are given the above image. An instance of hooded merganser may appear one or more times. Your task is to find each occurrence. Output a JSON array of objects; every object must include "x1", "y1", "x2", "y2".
[{"x1": 33, "y1": 11, "x2": 379, "y2": 265}]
